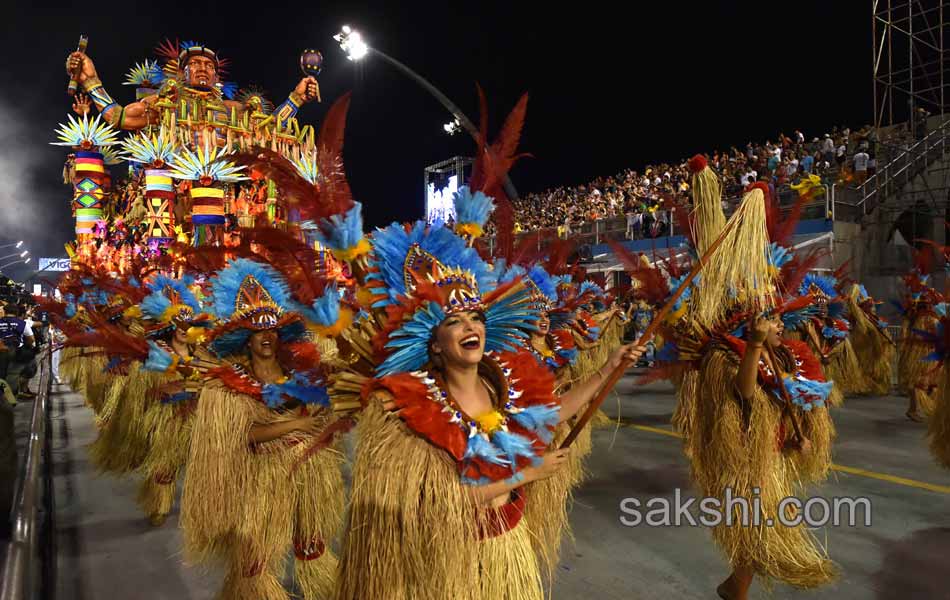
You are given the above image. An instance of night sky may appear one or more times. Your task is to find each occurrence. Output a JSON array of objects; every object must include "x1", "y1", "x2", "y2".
[{"x1": 1, "y1": 1, "x2": 868, "y2": 280}]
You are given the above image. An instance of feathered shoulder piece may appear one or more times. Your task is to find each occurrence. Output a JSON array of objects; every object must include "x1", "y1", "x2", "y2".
[{"x1": 367, "y1": 349, "x2": 556, "y2": 485}]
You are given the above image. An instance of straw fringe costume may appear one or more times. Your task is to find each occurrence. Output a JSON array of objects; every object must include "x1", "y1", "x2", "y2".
[
  {"x1": 929, "y1": 361, "x2": 950, "y2": 467},
  {"x1": 846, "y1": 284, "x2": 895, "y2": 396},
  {"x1": 333, "y1": 173, "x2": 580, "y2": 597},
  {"x1": 180, "y1": 259, "x2": 346, "y2": 600},
  {"x1": 895, "y1": 262, "x2": 943, "y2": 416},
  {"x1": 135, "y1": 275, "x2": 214, "y2": 522},
  {"x1": 89, "y1": 362, "x2": 161, "y2": 474},
  {"x1": 687, "y1": 336, "x2": 836, "y2": 587},
  {"x1": 909, "y1": 312, "x2": 950, "y2": 466},
  {"x1": 671, "y1": 181, "x2": 838, "y2": 590},
  {"x1": 184, "y1": 374, "x2": 344, "y2": 599},
  {"x1": 335, "y1": 351, "x2": 554, "y2": 600}
]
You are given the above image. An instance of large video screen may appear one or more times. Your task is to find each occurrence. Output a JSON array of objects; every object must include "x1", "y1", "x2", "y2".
[{"x1": 426, "y1": 175, "x2": 458, "y2": 224}]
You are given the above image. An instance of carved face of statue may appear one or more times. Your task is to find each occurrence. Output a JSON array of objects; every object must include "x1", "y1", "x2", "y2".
[{"x1": 183, "y1": 55, "x2": 218, "y2": 88}]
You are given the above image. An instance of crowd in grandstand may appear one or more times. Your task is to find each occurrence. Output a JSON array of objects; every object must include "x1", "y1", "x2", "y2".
[{"x1": 502, "y1": 121, "x2": 919, "y2": 239}]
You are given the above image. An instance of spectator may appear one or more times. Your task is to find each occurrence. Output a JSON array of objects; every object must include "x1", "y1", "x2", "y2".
[
  {"x1": 853, "y1": 149, "x2": 870, "y2": 185},
  {"x1": 504, "y1": 121, "x2": 908, "y2": 235},
  {"x1": 626, "y1": 210, "x2": 642, "y2": 240},
  {"x1": 836, "y1": 141, "x2": 848, "y2": 168},
  {"x1": 801, "y1": 152, "x2": 815, "y2": 174},
  {"x1": 821, "y1": 134, "x2": 835, "y2": 164},
  {"x1": 0, "y1": 304, "x2": 35, "y2": 400},
  {"x1": 787, "y1": 153, "x2": 799, "y2": 178}
]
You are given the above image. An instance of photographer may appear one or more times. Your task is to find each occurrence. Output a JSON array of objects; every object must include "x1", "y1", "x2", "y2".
[{"x1": 0, "y1": 303, "x2": 36, "y2": 400}]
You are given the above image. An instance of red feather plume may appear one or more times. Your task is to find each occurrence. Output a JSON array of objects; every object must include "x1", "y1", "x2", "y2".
[{"x1": 608, "y1": 242, "x2": 670, "y2": 306}]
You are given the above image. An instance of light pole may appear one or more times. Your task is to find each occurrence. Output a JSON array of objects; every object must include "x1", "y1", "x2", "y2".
[
  {"x1": 334, "y1": 26, "x2": 520, "y2": 201},
  {"x1": 0, "y1": 251, "x2": 28, "y2": 263},
  {"x1": 0, "y1": 258, "x2": 30, "y2": 271}
]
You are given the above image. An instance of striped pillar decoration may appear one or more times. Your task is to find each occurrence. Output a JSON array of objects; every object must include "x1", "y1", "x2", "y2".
[
  {"x1": 72, "y1": 151, "x2": 105, "y2": 236},
  {"x1": 144, "y1": 169, "x2": 175, "y2": 243},
  {"x1": 190, "y1": 186, "x2": 226, "y2": 226}
]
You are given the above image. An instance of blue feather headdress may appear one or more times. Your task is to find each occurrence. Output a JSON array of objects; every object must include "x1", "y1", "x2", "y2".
[
  {"x1": 799, "y1": 273, "x2": 839, "y2": 300},
  {"x1": 205, "y1": 259, "x2": 309, "y2": 357},
  {"x1": 368, "y1": 222, "x2": 537, "y2": 377},
  {"x1": 140, "y1": 274, "x2": 212, "y2": 339},
  {"x1": 365, "y1": 220, "x2": 495, "y2": 310}
]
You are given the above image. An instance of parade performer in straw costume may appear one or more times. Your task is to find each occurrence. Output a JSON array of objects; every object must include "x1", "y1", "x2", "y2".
[
  {"x1": 330, "y1": 201, "x2": 645, "y2": 598},
  {"x1": 671, "y1": 183, "x2": 837, "y2": 600},
  {"x1": 846, "y1": 284, "x2": 895, "y2": 396},
  {"x1": 909, "y1": 311, "x2": 950, "y2": 467},
  {"x1": 790, "y1": 272, "x2": 862, "y2": 403},
  {"x1": 136, "y1": 274, "x2": 213, "y2": 526},
  {"x1": 896, "y1": 249, "x2": 943, "y2": 421},
  {"x1": 181, "y1": 258, "x2": 347, "y2": 600}
]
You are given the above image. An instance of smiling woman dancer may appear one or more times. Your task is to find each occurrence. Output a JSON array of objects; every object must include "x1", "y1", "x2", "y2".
[
  {"x1": 181, "y1": 258, "x2": 346, "y2": 600},
  {"x1": 330, "y1": 189, "x2": 645, "y2": 600}
]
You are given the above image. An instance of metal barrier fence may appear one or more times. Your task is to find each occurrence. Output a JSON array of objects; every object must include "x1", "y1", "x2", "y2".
[{"x1": 1, "y1": 349, "x2": 54, "y2": 600}]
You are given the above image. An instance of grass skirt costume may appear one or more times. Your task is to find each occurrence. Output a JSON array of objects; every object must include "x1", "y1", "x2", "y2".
[
  {"x1": 180, "y1": 259, "x2": 346, "y2": 600},
  {"x1": 929, "y1": 361, "x2": 950, "y2": 467},
  {"x1": 335, "y1": 351, "x2": 554, "y2": 600},
  {"x1": 684, "y1": 336, "x2": 837, "y2": 587},
  {"x1": 846, "y1": 284, "x2": 895, "y2": 396},
  {"x1": 671, "y1": 184, "x2": 838, "y2": 590},
  {"x1": 910, "y1": 314, "x2": 950, "y2": 466},
  {"x1": 333, "y1": 195, "x2": 573, "y2": 598},
  {"x1": 135, "y1": 275, "x2": 214, "y2": 521},
  {"x1": 88, "y1": 361, "x2": 162, "y2": 475},
  {"x1": 899, "y1": 314, "x2": 940, "y2": 415}
]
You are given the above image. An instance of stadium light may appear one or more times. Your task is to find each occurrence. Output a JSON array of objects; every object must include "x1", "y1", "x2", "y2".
[
  {"x1": 0, "y1": 258, "x2": 29, "y2": 270},
  {"x1": 443, "y1": 119, "x2": 461, "y2": 135},
  {"x1": 0, "y1": 241, "x2": 23, "y2": 250},
  {"x1": 334, "y1": 26, "x2": 369, "y2": 61},
  {"x1": 333, "y1": 26, "x2": 520, "y2": 202},
  {"x1": 0, "y1": 251, "x2": 27, "y2": 262}
]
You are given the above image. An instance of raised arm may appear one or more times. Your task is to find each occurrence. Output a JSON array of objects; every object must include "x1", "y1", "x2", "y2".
[{"x1": 66, "y1": 51, "x2": 154, "y2": 130}]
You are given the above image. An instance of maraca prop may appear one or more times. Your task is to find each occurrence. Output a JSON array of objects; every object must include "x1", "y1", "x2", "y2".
[
  {"x1": 298, "y1": 49, "x2": 323, "y2": 103},
  {"x1": 67, "y1": 35, "x2": 89, "y2": 96},
  {"x1": 299, "y1": 49, "x2": 324, "y2": 77}
]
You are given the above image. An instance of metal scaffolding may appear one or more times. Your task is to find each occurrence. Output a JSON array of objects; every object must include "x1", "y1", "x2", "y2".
[{"x1": 873, "y1": 0, "x2": 949, "y2": 131}]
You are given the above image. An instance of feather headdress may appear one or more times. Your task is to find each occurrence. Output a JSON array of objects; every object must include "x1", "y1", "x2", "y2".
[{"x1": 204, "y1": 259, "x2": 309, "y2": 357}]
